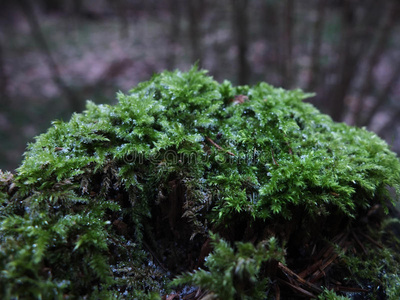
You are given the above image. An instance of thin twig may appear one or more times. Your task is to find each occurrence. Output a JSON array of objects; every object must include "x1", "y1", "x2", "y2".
[
  {"x1": 351, "y1": 230, "x2": 367, "y2": 255},
  {"x1": 310, "y1": 251, "x2": 339, "y2": 283},
  {"x1": 277, "y1": 278, "x2": 317, "y2": 298},
  {"x1": 334, "y1": 285, "x2": 369, "y2": 293},
  {"x1": 278, "y1": 262, "x2": 323, "y2": 294},
  {"x1": 142, "y1": 240, "x2": 169, "y2": 272},
  {"x1": 359, "y1": 232, "x2": 384, "y2": 249},
  {"x1": 205, "y1": 136, "x2": 235, "y2": 156},
  {"x1": 275, "y1": 282, "x2": 280, "y2": 300},
  {"x1": 299, "y1": 233, "x2": 347, "y2": 279},
  {"x1": 270, "y1": 148, "x2": 279, "y2": 165}
]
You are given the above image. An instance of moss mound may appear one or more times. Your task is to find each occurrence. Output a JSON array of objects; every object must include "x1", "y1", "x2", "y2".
[{"x1": 1, "y1": 67, "x2": 400, "y2": 299}]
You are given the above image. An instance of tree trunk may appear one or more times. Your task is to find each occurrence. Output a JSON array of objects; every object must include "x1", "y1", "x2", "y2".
[
  {"x1": 107, "y1": 0, "x2": 129, "y2": 39},
  {"x1": 0, "y1": 39, "x2": 8, "y2": 106},
  {"x1": 378, "y1": 108, "x2": 400, "y2": 137},
  {"x1": 353, "y1": 0, "x2": 399, "y2": 125},
  {"x1": 361, "y1": 60, "x2": 400, "y2": 127},
  {"x1": 231, "y1": 0, "x2": 249, "y2": 85},
  {"x1": 261, "y1": 1, "x2": 280, "y2": 86},
  {"x1": 328, "y1": 0, "x2": 383, "y2": 121},
  {"x1": 41, "y1": 0, "x2": 63, "y2": 13},
  {"x1": 307, "y1": 0, "x2": 326, "y2": 92},
  {"x1": 187, "y1": 0, "x2": 204, "y2": 66},
  {"x1": 72, "y1": 0, "x2": 82, "y2": 15},
  {"x1": 282, "y1": 0, "x2": 294, "y2": 88},
  {"x1": 166, "y1": 0, "x2": 182, "y2": 69},
  {"x1": 329, "y1": 0, "x2": 357, "y2": 121}
]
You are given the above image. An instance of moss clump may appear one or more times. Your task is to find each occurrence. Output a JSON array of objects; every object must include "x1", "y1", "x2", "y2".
[{"x1": 1, "y1": 66, "x2": 400, "y2": 299}]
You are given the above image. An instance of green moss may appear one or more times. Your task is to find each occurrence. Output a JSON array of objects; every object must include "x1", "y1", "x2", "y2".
[
  {"x1": 318, "y1": 289, "x2": 351, "y2": 300},
  {"x1": 171, "y1": 233, "x2": 285, "y2": 300},
  {"x1": 1, "y1": 66, "x2": 400, "y2": 299}
]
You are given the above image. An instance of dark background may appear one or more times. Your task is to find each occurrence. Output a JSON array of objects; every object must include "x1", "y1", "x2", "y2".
[{"x1": 1, "y1": 0, "x2": 399, "y2": 171}]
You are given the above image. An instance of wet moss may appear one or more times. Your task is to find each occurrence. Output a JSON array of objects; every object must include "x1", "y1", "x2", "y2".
[{"x1": 1, "y1": 67, "x2": 400, "y2": 299}]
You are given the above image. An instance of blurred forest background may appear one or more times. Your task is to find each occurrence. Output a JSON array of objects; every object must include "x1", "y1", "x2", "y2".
[{"x1": 0, "y1": 0, "x2": 399, "y2": 171}]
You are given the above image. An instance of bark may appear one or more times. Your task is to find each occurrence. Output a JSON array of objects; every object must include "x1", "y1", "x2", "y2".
[
  {"x1": 306, "y1": 0, "x2": 326, "y2": 92},
  {"x1": 231, "y1": 0, "x2": 250, "y2": 85},
  {"x1": 353, "y1": 0, "x2": 399, "y2": 126},
  {"x1": 16, "y1": 0, "x2": 81, "y2": 112}
]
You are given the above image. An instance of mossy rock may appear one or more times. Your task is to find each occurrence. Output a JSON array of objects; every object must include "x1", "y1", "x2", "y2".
[{"x1": 1, "y1": 67, "x2": 400, "y2": 299}]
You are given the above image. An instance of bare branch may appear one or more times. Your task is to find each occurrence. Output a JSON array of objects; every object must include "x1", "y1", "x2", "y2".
[{"x1": 16, "y1": 0, "x2": 81, "y2": 111}]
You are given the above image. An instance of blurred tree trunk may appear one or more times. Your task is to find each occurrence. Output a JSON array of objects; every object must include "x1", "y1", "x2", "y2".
[
  {"x1": 41, "y1": 0, "x2": 63, "y2": 13},
  {"x1": 281, "y1": 0, "x2": 294, "y2": 88},
  {"x1": 307, "y1": 0, "x2": 326, "y2": 92},
  {"x1": 71, "y1": 0, "x2": 82, "y2": 15},
  {"x1": 108, "y1": 0, "x2": 129, "y2": 39},
  {"x1": 187, "y1": 0, "x2": 204, "y2": 65},
  {"x1": 0, "y1": 39, "x2": 8, "y2": 105},
  {"x1": 231, "y1": 0, "x2": 249, "y2": 85},
  {"x1": 329, "y1": 0, "x2": 357, "y2": 121},
  {"x1": 353, "y1": 0, "x2": 399, "y2": 126},
  {"x1": 328, "y1": 0, "x2": 382, "y2": 121},
  {"x1": 0, "y1": 1, "x2": 15, "y2": 106},
  {"x1": 378, "y1": 107, "x2": 400, "y2": 138},
  {"x1": 166, "y1": 0, "x2": 182, "y2": 69},
  {"x1": 16, "y1": 0, "x2": 82, "y2": 112},
  {"x1": 361, "y1": 61, "x2": 400, "y2": 127},
  {"x1": 261, "y1": 0, "x2": 280, "y2": 86}
]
